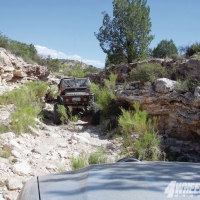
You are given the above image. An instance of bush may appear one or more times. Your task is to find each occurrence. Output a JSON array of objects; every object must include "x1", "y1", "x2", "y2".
[
  {"x1": 25, "y1": 81, "x2": 48, "y2": 98},
  {"x1": 0, "y1": 81, "x2": 47, "y2": 135},
  {"x1": 70, "y1": 154, "x2": 87, "y2": 170},
  {"x1": 118, "y1": 103, "x2": 161, "y2": 161},
  {"x1": 70, "y1": 148, "x2": 108, "y2": 170},
  {"x1": 135, "y1": 130, "x2": 161, "y2": 161},
  {"x1": 129, "y1": 63, "x2": 167, "y2": 84},
  {"x1": 57, "y1": 105, "x2": 79, "y2": 125},
  {"x1": 0, "y1": 123, "x2": 9, "y2": 134},
  {"x1": 186, "y1": 42, "x2": 200, "y2": 57},
  {"x1": 11, "y1": 106, "x2": 40, "y2": 134},
  {"x1": 119, "y1": 103, "x2": 152, "y2": 135},
  {"x1": 174, "y1": 79, "x2": 199, "y2": 93},
  {"x1": 90, "y1": 73, "x2": 117, "y2": 117},
  {"x1": 0, "y1": 149, "x2": 11, "y2": 158},
  {"x1": 46, "y1": 85, "x2": 59, "y2": 100},
  {"x1": 88, "y1": 148, "x2": 108, "y2": 164},
  {"x1": 65, "y1": 64, "x2": 86, "y2": 77}
]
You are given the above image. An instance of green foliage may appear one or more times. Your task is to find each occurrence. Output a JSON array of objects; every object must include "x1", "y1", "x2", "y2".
[
  {"x1": 104, "y1": 72, "x2": 117, "y2": 90},
  {"x1": 0, "y1": 81, "x2": 47, "y2": 134},
  {"x1": 119, "y1": 103, "x2": 152, "y2": 135},
  {"x1": 0, "y1": 123, "x2": 9, "y2": 134},
  {"x1": 0, "y1": 149, "x2": 11, "y2": 158},
  {"x1": 67, "y1": 64, "x2": 86, "y2": 77},
  {"x1": 70, "y1": 153, "x2": 87, "y2": 170},
  {"x1": 71, "y1": 148, "x2": 108, "y2": 170},
  {"x1": 46, "y1": 56, "x2": 60, "y2": 72},
  {"x1": 90, "y1": 73, "x2": 117, "y2": 117},
  {"x1": 11, "y1": 106, "x2": 40, "y2": 134},
  {"x1": 46, "y1": 85, "x2": 59, "y2": 100},
  {"x1": 174, "y1": 79, "x2": 199, "y2": 93},
  {"x1": 135, "y1": 130, "x2": 161, "y2": 161},
  {"x1": 118, "y1": 103, "x2": 161, "y2": 161},
  {"x1": 88, "y1": 148, "x2": 108, "y2": 164},
  {"x1": 25, "y1": 81, "x2": 48, "y2": 98},
  {"x1": 84, "y1": 65, "x2": 101, "y2": 74},
  {"x1": 129, "y1": 63, "x2": 167, "y2": 84},
  {"x1": 57, "y1": 105, "x2": 68, "y2": 124},
  {"x1": 95, "y1": 0, "x2": 154, "y2": 64},
  {"x1": 0, "y1": 32, "x2": 9, "y2": 49},
  {"x1": 57, "y1": 105, "x2": 79, "y2": 124},
  {"x1": 118, "y1": 108, "x2": 135, "y2": 134},
  {"x1": 186, "y1": 42, "x2": 200, "y2": 57},
  {"x1": 153, "y1": 39, "x2": 178, "y2": 58}
]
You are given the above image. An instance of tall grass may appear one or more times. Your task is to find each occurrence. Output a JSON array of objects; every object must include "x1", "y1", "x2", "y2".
[
  {"x1": 88, "y1": 148, "x2": 108, "y2": 164},
  {"x1": 0, "y1": 81, "x2": 48, "y2": 134},
  {"x1": 70, "y1": 148, "x2": 108, "y2": 170},
  {"x1": 118, "y1": 103, "x2": 161, "y2": 161}
]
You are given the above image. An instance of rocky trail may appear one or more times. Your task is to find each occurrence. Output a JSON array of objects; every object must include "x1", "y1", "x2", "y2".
[{"x1": 0, "y1": 102, "x2": 119, "y2": 200}]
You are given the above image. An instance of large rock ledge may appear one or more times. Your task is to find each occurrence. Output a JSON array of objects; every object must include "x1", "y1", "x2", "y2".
[
  {"x1": 0, "y1": 48, "x2": 49, "y2": 82},
  {"x1": 116, "y1": 78, "x2": 200, "y2": 140}
]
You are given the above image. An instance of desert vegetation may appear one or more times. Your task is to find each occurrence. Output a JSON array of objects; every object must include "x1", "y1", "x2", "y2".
[{"x1": 0, "y1": 81, "x2": 48, "y2": 134}]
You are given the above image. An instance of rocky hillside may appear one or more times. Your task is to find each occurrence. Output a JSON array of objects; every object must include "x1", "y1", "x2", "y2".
[{"x1": 58, "y1": 59, "x2": 89, "y2": 69}]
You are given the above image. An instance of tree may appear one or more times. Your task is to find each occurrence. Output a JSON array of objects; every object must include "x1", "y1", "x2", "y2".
[
  {"x1": 152, "y1": 39, "x2": 178, "y2": 58},
  {"x1": 94, "y1": 0, "x2": 154, "y2": 64},
  {"x1": 185, "y1": 42, "x2": 200, "y2": 57}
]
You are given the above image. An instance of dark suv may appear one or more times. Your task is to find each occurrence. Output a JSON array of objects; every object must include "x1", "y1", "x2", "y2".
[{"x1": 53, "y1": 77, "x2": 100, "y2": 125}]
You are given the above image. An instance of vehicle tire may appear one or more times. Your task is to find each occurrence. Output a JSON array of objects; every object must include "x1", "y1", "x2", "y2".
[
  {"x1": 53, "y1": 103, "x2": 62, "y2": 125},
  {"x1": 91, "y1": 103, "x2": 100, "y2": 125}
]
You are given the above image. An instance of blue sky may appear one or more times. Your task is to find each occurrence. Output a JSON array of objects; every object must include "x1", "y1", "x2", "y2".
[{"x1": 1, "y1": 0, "x2": 200, "y2": 68}]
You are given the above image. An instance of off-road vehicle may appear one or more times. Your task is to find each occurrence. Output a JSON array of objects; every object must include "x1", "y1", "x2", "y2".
[{"x1": 53, "y1": 77, "x2": 100, "y2": 125}]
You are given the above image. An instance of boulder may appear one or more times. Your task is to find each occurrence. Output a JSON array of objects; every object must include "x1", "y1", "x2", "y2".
[{"x1": 154, "y1": 78, "x2": 176, "y2": 93}]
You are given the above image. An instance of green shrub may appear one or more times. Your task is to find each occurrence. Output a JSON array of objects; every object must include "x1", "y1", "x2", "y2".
[
  {"x1": 174, "y1": 79, "x2": 199, "y2": 93},
  {"x1": 90, "y1": 73, "x2": 117, "y2": 117},
  {"x1": 104, "y1": 72, "x2": 118, "y2": 90},
  {"x1": 57, "y1": 105, "x2": 68, "y2": 124},
  {"x1": 11, "y1": 106, "x2": 40, "y2": 134},
  {"x1": 66, "y1": 64, "x2": 86, "y2": 77},
  {"x1": 0, "y1": 149, "x2": 11, "y2": 158},
  {"x1": 0, "y1": 81, "x2": 47, "y2": 107},
  {"x1": 0, "y1": 123, "x2": 9, "y2": 134},
  {"x1": 119, "y1": 103, "x2": 152, "y2": 135},
  {"x1": 88, "y1": 148, "x2": 108, "y2": 164},
  {"x1": 70, "y1": 154, "x2": 87, "y2": 170},
  {"x1": 118, "y1": 108, "x2": 134, "y2": 134},
  {"x1": 129, "y1": 63, "x2": 167, "y2": 84},
  {"x1": 25, "y1": 81, "x2": 48, "y2": 98},
  {"x1": 118, "y1": 103, "x2": 161, "y2": 161},
  {"x1": 0, "y1": 81, "x2": 47, "y2": 135},
  {"x1": 135, "y1": 130, "x2": 161, "y2": 161},
  {"x1": 46, "y1": 85, "x2": 59, "y2": 100},
  {"x1": 186, "y1": 42, "x2": 200, "y2": 57}
]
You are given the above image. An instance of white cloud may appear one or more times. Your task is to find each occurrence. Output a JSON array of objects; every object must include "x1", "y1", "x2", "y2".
[{"x1": 35, "y1": 45, "x2": 105, "y2": 68}]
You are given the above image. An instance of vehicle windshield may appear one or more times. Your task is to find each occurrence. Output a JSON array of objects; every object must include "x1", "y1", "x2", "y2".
[{"x1": 61, "y1": 78, "x2": 90, "y2": 88}]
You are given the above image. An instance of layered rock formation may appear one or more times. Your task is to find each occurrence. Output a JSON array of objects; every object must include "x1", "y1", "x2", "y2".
[
  {"x1": 0, "y1": 48, "x2": 50, "y2": 83},
  {"x1": 89, "y1": 58, "x2": 200, "y2": 141},
  {"x1": 117, "y1": 78, "x2": 200, "y2": 140}
]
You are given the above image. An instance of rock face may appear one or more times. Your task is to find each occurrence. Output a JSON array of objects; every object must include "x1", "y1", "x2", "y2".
[
  {"x1": 89, "y1": 58, "x2": 200, "y2": 141},
  {"x1": 0, "y1": 48, "x2": 50, "y2": 83},
  {"x1": 117, "y1": 78, "x2": 200, "y2": 140}
]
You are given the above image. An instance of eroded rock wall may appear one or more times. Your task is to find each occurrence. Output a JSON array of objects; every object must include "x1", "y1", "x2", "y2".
[{"x1": 0, "y1": 48, "x2": 50, "y2": 83}]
